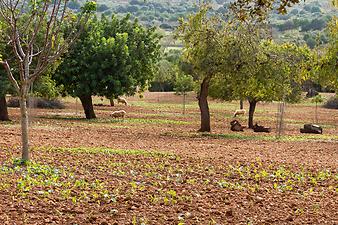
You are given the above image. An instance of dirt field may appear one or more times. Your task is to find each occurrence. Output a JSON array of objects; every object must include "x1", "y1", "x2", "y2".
[{"x1": 0, "y1": 92, "x2": 337, "y2": 224}]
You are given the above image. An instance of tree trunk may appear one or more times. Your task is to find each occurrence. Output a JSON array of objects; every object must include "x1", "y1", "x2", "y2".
[
  {"x1": 0, "y1": 96, "x2": 10, "y2": 121},
  {"x1": 19, "y1": 97, "x2": 30, "y2": 161},
  {"x1": 183, "y1": 92, "x2": 186, "y2": 115},
  {"x1": 79, "y1": 95, "x2": 96, "y2": 119},
  {"x1": 315, "y1": 103, "x2": 318, "y2": 124},
  {"x1": 109, "y1": 98, "x2": 115, "y2": 107},
  {"x1": 248, "y1": 99, "x2": 257, "y2": 129},
  {"x1": 240, "y1": 99, "x2": 244, "y2": 110},
  {"x1": 198, "y1": 77, "x2": 211, "y2": 132}
]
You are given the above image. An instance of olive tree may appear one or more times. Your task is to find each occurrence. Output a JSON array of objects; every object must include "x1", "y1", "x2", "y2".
[
  {"x1": 177, "y1": 6, "x2": 234, "y2": 132},
  {"x1": 210, "y1": 36, "x2": 311, "y2": 128}
]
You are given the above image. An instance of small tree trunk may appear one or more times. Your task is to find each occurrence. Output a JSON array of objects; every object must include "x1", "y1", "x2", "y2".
[
  {"x1": 19, "y1": 96, "x2": 30, "y2": 161},
  {"x1": 315, "y1": 103, "x2": 318, "y2": 124},
  {"x1": 240, "y1": 99, "x2": 244, "y2": 110},
  {"x1": 183, "y1": 92, "x2": 186, "y2": 115},
  {"x1": 109, "y1": 98, "x2": 115, "y2": 107},
  {"x1": 79, "y1": 95, "x2": 96, "y2": 119},
  {"x1": 0, "y1": 96, "x2": 10, "y2": 121},
  {"x1": 198, "y1": 77, "x2": 211, "y2": 132},
  {"x1": 248, "y1": 99, "x2": 257, "y2": 129}
]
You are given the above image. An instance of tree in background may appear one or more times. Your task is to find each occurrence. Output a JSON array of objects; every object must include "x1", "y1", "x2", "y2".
[
  {"x1": 210, "y1": 25, "x2": 311, "y2": 128},
  {"x1": 174, "y1": 73, "x2": 195, "y2": 114},
  {"x1": 54, "y1": 15, "x2": 161, "y2": 119},
  {"x1": 230, "y1": 0, "x2": 310, "y2": 20},
  {"x1": 0, "y1": 71, "x2": 11, "y2": 121},
  {"x1": 313, "y1": 17, "x2": 338, "y2": 92},
  {"x1": 0, "y1": 0, "x2": 96, "y2": 161},
  {"x1": 151, "y1": 59, "x2": 176, "y2": 92},
  {"x1": 0, "y1": 21, "x2": 11, "y2": 121}
]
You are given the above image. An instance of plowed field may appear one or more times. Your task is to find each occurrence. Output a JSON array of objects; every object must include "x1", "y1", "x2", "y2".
[{"x1": 0, "y1": 92, "x2": 337, "y2": 224}]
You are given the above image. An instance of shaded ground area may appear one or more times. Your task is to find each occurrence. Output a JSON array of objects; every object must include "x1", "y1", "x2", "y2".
[{"x1": 0, "y1": 92, "x2": 337, "y2": 224}]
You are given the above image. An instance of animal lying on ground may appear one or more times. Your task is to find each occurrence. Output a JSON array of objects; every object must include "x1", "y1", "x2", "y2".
[
  {"x1": 233, "y1": 109, "x2": 246, "y2": 117},
  {"x1": 253, "y1": 123, "x2": 271, "y2": 133},
  {"x1": 111, "y1": 110, "x2": 126, "y2": 119},
  {"x1": 300, "y1": 124, "x2": 322, "y2": 134},
  {"x1": 230, "y1": 120, "x2": 245, "y2": 132},
  {"x1": 117, "y1": 97, "x2": 128, "y2": 106}
]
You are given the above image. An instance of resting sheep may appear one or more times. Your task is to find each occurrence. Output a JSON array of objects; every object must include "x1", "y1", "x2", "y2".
[
  {"x1": 111, "y1": 110, "x2": 126, "y2": 119},
  {"x1": 233, "y1": 109, "x2": 246, "y2": 117},
  {"x1": 253, "y1": 123, "x2": 271, "y2": 133},
  {"x1": 117, "y1": 97, "x2": 128, "y2": 106},
  {"x1": 230, "y1": 120, "x2": 245, "y2": 132}
]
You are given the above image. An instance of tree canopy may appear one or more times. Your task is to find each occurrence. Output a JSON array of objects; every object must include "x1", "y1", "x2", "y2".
[
  {"x1": 313, "y1": 17, "x2": 338, "y2": 92},
  {"x1": 209, "y1": 23, "x2": 312, "y2": 128},
  {"x1": 177, "y1": 6, "x2": 233, "y2": 132},
  {"x1": 54, "y1": 15, "x2": 161, "y2": 119}
]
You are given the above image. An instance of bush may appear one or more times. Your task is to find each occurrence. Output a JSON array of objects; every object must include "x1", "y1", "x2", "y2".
[
  {"x1": 7, "y1": 97, "x2": 65, "y2": 109},
  {"x1": 323, "y1": 96, "x2": 338, "y2": 109}
]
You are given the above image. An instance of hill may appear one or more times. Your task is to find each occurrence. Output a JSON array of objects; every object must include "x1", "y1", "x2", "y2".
[{"x1": 71, "y1": 0, "x2": 338, "y2": 48}]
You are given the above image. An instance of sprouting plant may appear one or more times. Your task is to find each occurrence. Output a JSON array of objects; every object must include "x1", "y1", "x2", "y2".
[{"x1": 186, "y1": 179, "x2": 196, "y2": 185}]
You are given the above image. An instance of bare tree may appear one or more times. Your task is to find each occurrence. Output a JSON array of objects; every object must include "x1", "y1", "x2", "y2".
[{"x1": 0, "y1": 0, "x2": 96, "y2": 162}]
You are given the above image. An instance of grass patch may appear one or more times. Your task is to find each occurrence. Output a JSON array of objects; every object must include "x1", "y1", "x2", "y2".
[
  {"x1": 162, "y1": 132, "x2": 338, "y2": 142},
  {"x1": 205, "y1": 133, "x2": 338, "y2": 142},
  {"x1": 39, "y1": 115, "x2": 190, "y2": 125},
  {"x1": 41, "y1": 147, "x2": 175, "y2": 158},
  {"x1": 124, "y1": 118, "x2": 190, "y2": 125}
]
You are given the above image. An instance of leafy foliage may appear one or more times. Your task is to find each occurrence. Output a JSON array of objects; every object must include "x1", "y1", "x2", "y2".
[
  {"x1": 313, "y1": 17, "x2": 338, "y2": 92},
  {"x1": 55, "y1": 15, "x2": 161, "y2": 99},
  {"x1": 174, "y1": 74, "x2": 195, "y2": 95}
]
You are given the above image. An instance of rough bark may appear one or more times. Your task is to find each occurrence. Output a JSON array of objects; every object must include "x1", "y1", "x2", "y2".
[
  {"x1": 19, "y1": 97, "x2": 29, "y2": 161},
  {"x1": 79, "y1": 95, "x2": 96, "y2": 119},
  {"x1": 248, "y1": 99, "x2": 257, "y2": 129},
  {"x1": 0, "y1": 96, "x2": 10, "y2": 121},
  {"x1": 198, "y1": 77, "x2": 211, "y2": 132}
]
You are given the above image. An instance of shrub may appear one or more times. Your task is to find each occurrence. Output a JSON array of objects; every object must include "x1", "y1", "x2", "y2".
[
  {"x1": 7, "y1": 97, "x2": 65, "y2": 109},
  {"x1": 323, "y1": 96, "x2": 338, "y2": 109}
]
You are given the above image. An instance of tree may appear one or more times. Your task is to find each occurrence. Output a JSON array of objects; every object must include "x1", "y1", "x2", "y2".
[
  {"x1": 210, "y1": 23, "x2": 311, "y2": 128},
  {"x1": 0, "y1": 0, "x2": 96, "y2": 161},
  {"x1": 0, "y1": 21, "x2": 11, "y2": 121},
  {"x1": 177, "y1": 6, "x2": 233, "y2": 132},
  {"x1": 174, "y1": 73, "x2": 194, "y2": 114},
  {"x1": 0, "y1": 71, "x2": 11, "y2": 121},
  {"x1": 229, "y1": 0, "x2": 306, "y2": 20},
  {"x1": 151, "y1": 59, "x2": 176, "y2": 92},
  {"x1": 313, "y1": 17, "x2": 338, "y2": 92},
  {"x1": 54, "y1": 15, "x2": 161, "y2": 119}
]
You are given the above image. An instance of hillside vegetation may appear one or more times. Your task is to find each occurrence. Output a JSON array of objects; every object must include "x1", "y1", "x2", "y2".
[{"x1": 69, "y1": 0, "x2": 338, "y2": 48}]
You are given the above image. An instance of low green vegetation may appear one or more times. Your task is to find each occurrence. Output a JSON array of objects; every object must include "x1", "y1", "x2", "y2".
[{"x1": 0, "y1": 146, "x2": 336, "y2": 223}]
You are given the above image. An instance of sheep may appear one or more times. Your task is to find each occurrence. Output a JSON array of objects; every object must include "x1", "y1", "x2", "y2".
[
  {"x1": 233, "y1": 109, "x2": 246, "y2": 117},
  {"x1": 253, "y1": 123, "x2": 271, "y2": 133},
  {"x1": 117, "y1": 97, "x2": 128, "y2": 106},
  {"x1": 111, "y1": 110, "x2": 127, "y2": 119},
  {"x1": 230, "y1": 120, "x2": 245, "y2": 132}
]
